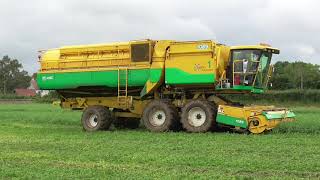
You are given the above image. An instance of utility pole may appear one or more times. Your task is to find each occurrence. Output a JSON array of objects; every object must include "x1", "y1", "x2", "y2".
[
  {"x1": 3, "y1": 83, "x2": 5, "y2": 95},
  {"x1": 300, "y1": 72, "x2": 303, "y2": 89},
  {"x1": 300, "y1": 65, "x2": 303, "y2": 90},
  {"x1": 0, "y1": 61, "x2": 5, "y2": 94},
  {"x1": 2, "y1": 73, "x2": 6, "y2": 95}
]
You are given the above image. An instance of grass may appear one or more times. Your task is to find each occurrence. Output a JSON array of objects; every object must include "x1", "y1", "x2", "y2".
[
  {"x1": 0, "y1": 104, "x2": 319, "y2": 179},
  {"x1": 0, "y1": 94, "x2": 31, "y2": 99}
]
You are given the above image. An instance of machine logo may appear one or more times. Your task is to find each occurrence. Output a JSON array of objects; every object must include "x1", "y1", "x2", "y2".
[
  {"x1": 42, "y1": 76, "x2": 54, "y2": 81},
  {"x1": 236, "y1": 119, "x2": 245, "y2": 124},
  {"x1": 194, "y1": 64, "x2": 201, "y2": 71},
  {"x1": 194, "y1": 63, "x2": 211, "y2": 72},
  {"x1": 197, "y1": 44, "x2": 209, "y2": 50}
]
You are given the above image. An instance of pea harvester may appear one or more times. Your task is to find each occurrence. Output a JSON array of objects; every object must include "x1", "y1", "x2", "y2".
[{"x1": 37, "y1": 39, "x2": 295, "y2": 134}]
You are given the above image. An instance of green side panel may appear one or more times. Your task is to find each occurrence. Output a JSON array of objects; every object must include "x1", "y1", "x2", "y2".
[
  {"x1": 218, "y1": 85, "x2": 264, "y2": 94},
  {"x1": 140, "y1": 68, "x2": 163, "y2": 97},
  {"x1": 165, "y1": 68, "x2": 215, "y2": 85},
  {"x1": 37, "y1": 69, "x2": 150, "y2": 90},
  {"x1": 232, "y1": 85, "x2": 252, "y2": 91},
  {"x1": 150, "y1": 68, "x2": 163, "y2": 83},
  {"x1": 216, "y1": 114, "x2": 248, "y2": 128},
  {"x1": 263, "y1": 111, "x2": 296, "y2": 120},
  {"x1": 251, "y1": 88, "x2": 264, "y2": 94}
]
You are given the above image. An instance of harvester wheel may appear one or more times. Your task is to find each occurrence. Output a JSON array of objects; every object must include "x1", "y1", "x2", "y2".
[
  {"x1": 142, "y1": 100, "x2": 178, "y2": 132},
  {"x1": 113, "y1": 117, "x2": 141, "y2": 129},
  {"x1": 181, "y1": 100, "x2": 216, "y2": 133},
  {"x1": 81, "y1": 106, "x2": 112, "y2": 132}
]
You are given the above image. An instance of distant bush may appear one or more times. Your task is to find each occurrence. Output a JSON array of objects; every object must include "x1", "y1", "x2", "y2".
[
  {"x1": 0, "y1": 91, "x2": 60, "y2": 103},
  {"x1": 0, "y1": 94, "x2": 30, "y2": 99},
  {"x1": 32, "y1": 91, "x2": 60, "y2": 103},
  {"x1": 222, "y1": 89, "x2": 320, "y2": 104},
  {"x1": 2, "y1": 89, "x2": 320, "y2": 104}
]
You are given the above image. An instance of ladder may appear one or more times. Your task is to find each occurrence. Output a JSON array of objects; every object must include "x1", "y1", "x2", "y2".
[{"x1": 117, "y1": 67, "x2": 128, "y2": 108}]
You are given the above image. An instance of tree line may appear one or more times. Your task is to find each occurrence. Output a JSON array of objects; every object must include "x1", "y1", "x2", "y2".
[
  {"x1": 0, "y1": 55, "x2": 319, "y2": 94},
  {"x1": 270, "y1": 61, "x2": 320, "y2": 90},
  {"x1": 0, "y1": 56, "x2": 31, "y2": 94}
]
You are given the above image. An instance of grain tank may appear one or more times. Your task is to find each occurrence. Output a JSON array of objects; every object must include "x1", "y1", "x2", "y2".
[{"x1": 37, "y1": 39, "x2": 295, "y2": 133}]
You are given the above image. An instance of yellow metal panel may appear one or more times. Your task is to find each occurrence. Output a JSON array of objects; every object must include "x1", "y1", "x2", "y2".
[
  {"x1": 60, "y1": 42, "x2": 130, "y2": 55},
  {"x1": 215, "y1": 45, "x2": 230, "y2": 80},
  {"x1": 169, "y1": 40, "x2": 214, "y2": 54},
  {"x1": 41, "y1": 49, "x2": 60, "y2": 61},
  {"x1": 166, "y1": 40, "x2": 216, "y2": 75},
  {"x1": 60, "y1": 96, "x2": 150, "y2": 115},
  {"x1": 219, "y1": 105, "x2": 246, "y2": 119},
  {"x1": 152, "y1": 40, "x2": 172, "y2": 58},
  {"x1": 38, "y1": 39, "x2": 279, "y2": 86},
  {"x1": 39, "y1": 40, "x2": 151, "y2": 72}
]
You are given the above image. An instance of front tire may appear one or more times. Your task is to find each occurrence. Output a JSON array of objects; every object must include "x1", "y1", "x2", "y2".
[
  {"x1": 81, "y1": 106, "x2": 113, "y2": 132},
  {"x1": 180, "y1": 100, "x2": 216, "y2": 133},
  {"x1": 142, "y1": 100, "x2": 178, "y2": 132}
]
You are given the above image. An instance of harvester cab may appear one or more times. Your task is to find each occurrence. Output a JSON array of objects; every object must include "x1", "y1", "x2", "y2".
[
  {"x1": 215, "y1": 44, "x2": 295, "y2": 134},
  {"x1": 221, "y1": 45, "x2": 279, "y2": 94}
]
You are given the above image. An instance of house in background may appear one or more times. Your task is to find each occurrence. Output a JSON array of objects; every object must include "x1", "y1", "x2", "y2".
[
  {"x1": 29, "y1": 78, "x2": 50, "y2": 97},
  {"x1": 15, "y1": 76, "x2": 50, "y2": 97},
  {"x1": 14, "y1": 88, "x2": 37, "y2": 97}
]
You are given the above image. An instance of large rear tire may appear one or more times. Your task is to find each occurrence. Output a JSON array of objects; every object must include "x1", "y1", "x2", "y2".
[
  {"x1": 142, "y1": 100, "x2": 178, "y2": 132},
  {"x1": 180, "y1": 100, "x2": 216, "y2": 133},
  {"x1": 81, "y1": 106, "x2": 112, "y2": 132}
]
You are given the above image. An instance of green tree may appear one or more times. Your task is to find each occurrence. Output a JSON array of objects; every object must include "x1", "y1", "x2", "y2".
[
  {"x1": 270, "y1": 61, "x2": 320, "y2": 90},
  {"x1": 0, "y1": 55, "x2": 31, "y2": 94}
]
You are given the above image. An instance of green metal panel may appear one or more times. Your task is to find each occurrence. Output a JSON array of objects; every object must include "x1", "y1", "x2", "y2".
[
  {"x1": 165, "y1": 68, "x2": 215, "y2": 85},
  {"x1": 217, "y1": 85, "x2": 264, "y2": 94},
  {"x1": 149, "y1": 68, "x2": 163, "y2": 83},
  {"x1": 216, "y1": 114, "x2": 248, "y2": 128},
  {"x1": 251, "y1": 88, "x2": 264, "y2": 94},
  {"x1": 262, "y1": 111, "x2": 296, "y2": 120},
  {"x1": 232, "y1": 85, "x2": 252, "y2": 91},
  {"x1": 37, "y1": 69, "x2": 150, "y2": 90}
]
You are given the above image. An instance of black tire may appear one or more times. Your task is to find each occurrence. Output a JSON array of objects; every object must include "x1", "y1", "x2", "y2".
[
  {"x1": 180, "y1": 100, "x2": 217, "y2": 133},
  {"x1": 81, "y1": 106, "x2": 112, "y2": 132},
  {"x1": 142, "y1": 100, "x2": 178, "y2": 132},
  {"x1": 113, "y1": 117, "x2": 141, "y2": 129}
]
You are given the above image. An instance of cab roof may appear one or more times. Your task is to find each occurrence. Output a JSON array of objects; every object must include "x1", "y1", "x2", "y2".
[{"x1": 230, "y1": 45, "x2": 280, "y2": 54}]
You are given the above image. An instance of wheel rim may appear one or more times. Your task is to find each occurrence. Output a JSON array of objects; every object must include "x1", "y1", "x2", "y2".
[
  {"x1": 150, "y1": 110, "x2": 166, "y2": 126},
  {"x1": 188, "y1": 107, "x2": 206, "y2": 127},
  {"x1": 88, "y1": 114, "x2": 98, "y2": 128}
]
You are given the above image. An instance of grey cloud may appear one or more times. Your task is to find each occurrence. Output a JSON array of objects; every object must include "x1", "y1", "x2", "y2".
[{"x1": 0, "y1": 0, "x2": 319, "y2": 73}]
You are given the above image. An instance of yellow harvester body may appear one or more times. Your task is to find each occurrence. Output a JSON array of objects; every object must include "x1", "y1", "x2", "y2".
[{"x1": 37, "y1": 39, "x2": 295, "y2": 134}]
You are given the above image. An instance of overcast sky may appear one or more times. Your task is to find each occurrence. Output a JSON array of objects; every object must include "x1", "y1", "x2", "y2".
[{"x1": 0, "y1": 0, "x2": 319, "y2": 73}]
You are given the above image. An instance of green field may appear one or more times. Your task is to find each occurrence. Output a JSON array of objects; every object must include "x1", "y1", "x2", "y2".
[{"x1": 0, "y1": 104, "x2": 319, "y2": 179}]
